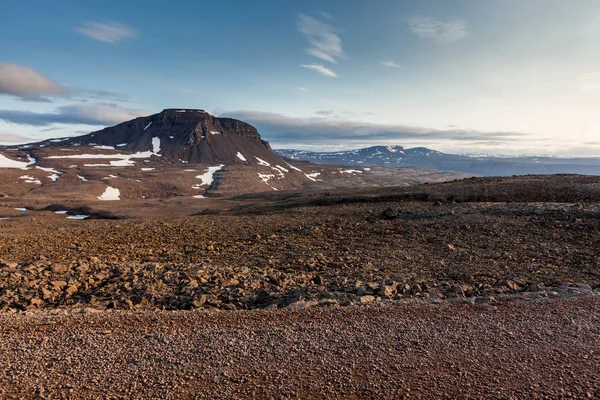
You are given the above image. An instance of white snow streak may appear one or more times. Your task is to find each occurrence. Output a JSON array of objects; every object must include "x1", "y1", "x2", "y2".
[
  {"x1": 255, "y1": 157, "x2": 271, "y2": 166},
  {"x1": 67, "y1": 215, "x2": 89, "y2": 220},
  {"x1": 305, "y1": 172, "x2": 322, "y2": 182},
  {"x1": 284, "y1": 162, "x2": 302, "y2": 172}
]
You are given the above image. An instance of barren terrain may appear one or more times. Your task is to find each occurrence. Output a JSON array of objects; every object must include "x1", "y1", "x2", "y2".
[{"x1": 0, "y1": 174, "x2": 599, "y2": 398}]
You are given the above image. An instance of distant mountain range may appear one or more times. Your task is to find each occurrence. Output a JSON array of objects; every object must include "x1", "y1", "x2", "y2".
[{"x1": 275, "y1": 146, "x2": 600, "y2": 176}]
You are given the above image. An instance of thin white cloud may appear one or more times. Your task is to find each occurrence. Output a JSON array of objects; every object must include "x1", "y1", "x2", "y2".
[
  {"x1": 381, "y1": 60, "x2": 402, "y2": 69},
  {"x1": 298, "y1": 14, "x2": 344, "y2": 63},
  {"x1": 74, "y1": 21, "x2": 138, "y2": 44},
  {"x1": 408, "y1": 17, "x2": 468, "y2": 43},
  {"x1": 0, "y1": 103, "x2": 150, "y2": 126},
  {"x1": 307, "y1": 48, "x2": 337, "y2": 63},
  {"x1": 296, "y1": 87, "x2": 310, "y2": 92},
  {"x1": 0, "y1": 63, "x2": 68, "y2": 101},
  {"x1": 301, "y1": 63, "x2": 337, "y2": 78}
]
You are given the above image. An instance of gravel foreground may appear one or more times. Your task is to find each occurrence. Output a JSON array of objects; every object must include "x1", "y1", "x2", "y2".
[{"x1": 0, "y1": 297, "x2": 598, "y2": 399}]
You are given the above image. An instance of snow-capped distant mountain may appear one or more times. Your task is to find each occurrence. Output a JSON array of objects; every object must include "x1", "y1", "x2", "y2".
[{"x1": 275, "y1": 146, "x2": 600, "y2": 176}]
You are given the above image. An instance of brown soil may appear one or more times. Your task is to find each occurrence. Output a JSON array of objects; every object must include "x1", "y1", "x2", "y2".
[
  {"x1": 0, "y1": 174, "x2": 599, "y2": 398},
  {"x1": 0, "y1": 298, "x2": 598, "y2": 399}
]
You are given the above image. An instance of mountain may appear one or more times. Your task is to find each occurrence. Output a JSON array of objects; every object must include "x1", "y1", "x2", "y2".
[
  {"x1": 0, "y1": 112, "x2": 473, "y2": 201},
  {"x1": 19, "y1": 109, "x2": 281, "y2": 166},
  {"x1": 276, "y1": 146, "x2": 600, "y2": 176}
]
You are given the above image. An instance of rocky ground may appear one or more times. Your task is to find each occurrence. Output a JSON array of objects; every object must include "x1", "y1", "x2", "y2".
[
  {"x1": 0, "y1": 174, "x2": 599, "y2": 398},
  {"x1": 1, "y1": 175, "x2": 599, "y2": 312},
  {"x1": 0, "y1": 298, "x2": 598, "y2": 399}
]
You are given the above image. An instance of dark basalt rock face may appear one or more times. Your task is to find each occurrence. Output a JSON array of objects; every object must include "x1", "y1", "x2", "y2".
[{"x1": 38, "y1": 109, "x2": 280, "y2": 165}]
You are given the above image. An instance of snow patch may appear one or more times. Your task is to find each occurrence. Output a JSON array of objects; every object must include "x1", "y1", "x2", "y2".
[
  {"x1": 20, "y1": 175, "x2": 41, "y2": 184},
  {"x1": 255, "y1": 157, "x2": 271, "y2": 166},
  {"x1": 144, "y1": 121, "x2": 153, "y2": 131},
  {"x1": 236, "y1": 152, "x2": 247, "y2": 162},
  {"x1": 210, "y1": 131, "x2": 221, "y2": 135},
  {"x1": 36, "y1": 166, "x2": 63, "y2": 181},
  {"x1": 193, "y1": 195, "x2": 206, "y2": 199},
  {"x1": 258, "y1": 173, "x2": 278, "y2": 191},
  {"x1": 54, "y1": 211, "x2": 68, "y2": 214},
  {"x1": 94, "y1": 145, "x2": 115, "y2": 150},
  {"x1": 98, "y1": 186, "x2": 120, "y2": 201},
  {"x1": 141, "y1": 168, "x2": 155, "y2": 171},
  {"x1": 196, "y1": 164, "x2": 224, "y2": 186},
  {"x1": 0, "y1": 153, "x2": 31, "y2": 169},
  {"x1": 48, "y1": 144, "x2": 161, "y2": 167},
  {"x1": 340, "y1": 169, "x2": 363, "y2": 174},
  {"x1": 271, "y1": 167, "x2": 285, "y2": 179},
  {"x1": 152, "y1": 137, "x2": 161, "y2": 154},
  {"x1": 274, "y1": 165, "x2": 289, "y2": 173},
  {"x1": 67, "y1": 215, "x2": 89, "y2": 220},
  {"x1": 116, "y1": 143, "x2": 127, "y2": 147},
  {"x1": 77, "y1": 175, "x2": 88, "y2": 182},
  {"x1": 304, "y1": 172, "x2": 321, "y2": 181},
  {"x1": 14, "y1": 208, "x2": 27, "y2": 212},
  {"x1": 284, "y1": 162, "x2": 302, "y2": 172}
]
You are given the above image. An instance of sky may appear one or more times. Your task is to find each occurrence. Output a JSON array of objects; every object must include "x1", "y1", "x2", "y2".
[{"x1": 1, "y1": 0, "x2": 600, "y2": 156}]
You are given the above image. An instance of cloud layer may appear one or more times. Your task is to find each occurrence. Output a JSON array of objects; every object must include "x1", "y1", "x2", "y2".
[
  {"x1": 408, "y1": 17, "x2": 468, "y2": 43},
  {"x1": 0, "y1": 63, "x2": 68, "y2": 101},
  {"x1": 300, "y1": 64, "x2": 337, "y2": 77},
  {"x1": 74, "y1": 21, "x2": 138, "y2": 44},
  {"x1": 0, "y1": 103, "x2": 150, "y2": 126},
  {"x1": 298, "y1": 14, "x2": 344, "y2": 63},
  {"x1": 221, "y1": 110, "x2": 524, "y2": 147},
  {"x1": 381, "y1": 60, "x2": 402, "y2": 68}
]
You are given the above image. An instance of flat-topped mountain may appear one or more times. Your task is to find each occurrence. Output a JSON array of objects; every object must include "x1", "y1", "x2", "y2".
[{"x1": 27, "y1": 109, "x2": 280, "y2": 166}]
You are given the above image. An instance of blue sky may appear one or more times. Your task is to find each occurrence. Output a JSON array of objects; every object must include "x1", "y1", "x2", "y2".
[{"x1": 1, "y1": 0, "x2": 600, "y2": 155}]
